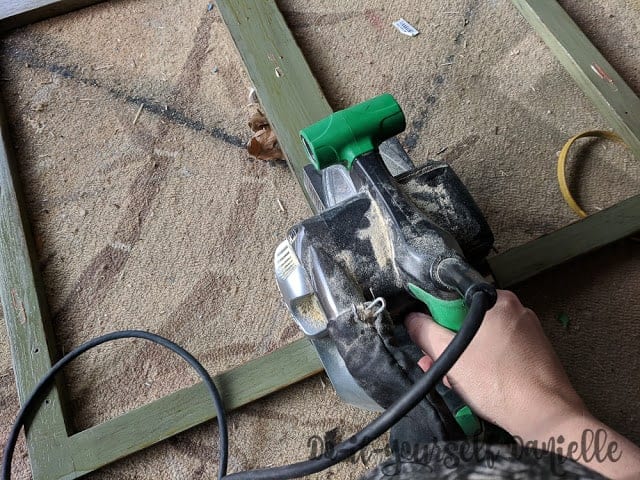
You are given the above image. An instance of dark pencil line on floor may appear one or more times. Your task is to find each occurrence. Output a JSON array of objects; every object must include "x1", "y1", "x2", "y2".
[{"x1": 2, "y1": 45, "x2": 245, "y2": 149}]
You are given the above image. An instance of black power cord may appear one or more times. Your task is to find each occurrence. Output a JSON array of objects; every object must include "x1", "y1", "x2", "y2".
[
  {"x1": 1, "y1": 331, "x2": 229, "y2": 480},
  {"x1": 2, "y1": 289, "x2": 494, "y2": 479}
]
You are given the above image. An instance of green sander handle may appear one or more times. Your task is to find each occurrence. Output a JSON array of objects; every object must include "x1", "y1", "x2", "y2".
[
  {"x1": 408, "y1": 283, "x2": 482, "y2": 437},
  {"x1": 300, "y1": 93, "x2": 405, "y2": 170}
]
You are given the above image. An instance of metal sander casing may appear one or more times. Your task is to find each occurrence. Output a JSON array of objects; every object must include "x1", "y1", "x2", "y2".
[
  {"x1": 274, "y1": 158, "x2": 493, "y2": 410},
  {"x1": 395, "y1": 162, "x2": 492, "y2": 266}
]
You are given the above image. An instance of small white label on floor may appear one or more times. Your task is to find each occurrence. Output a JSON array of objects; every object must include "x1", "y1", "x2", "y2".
[{"x1": 393, "y1": 18, "x2": 419, "y2": 36}]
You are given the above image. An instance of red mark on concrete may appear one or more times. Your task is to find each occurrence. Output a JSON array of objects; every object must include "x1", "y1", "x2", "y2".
[{"x1": 365, "y1": 9, "x2": 385, "y2": 32}]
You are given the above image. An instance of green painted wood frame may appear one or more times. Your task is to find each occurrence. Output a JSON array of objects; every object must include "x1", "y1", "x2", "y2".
[{"x1": 0, "y1": 0, "x2": 639, "y2": 478}]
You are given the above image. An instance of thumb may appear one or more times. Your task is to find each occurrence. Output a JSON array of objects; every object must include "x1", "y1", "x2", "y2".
[{"x1": 404, "y1": 312, "x2": 455, "y2": 361}]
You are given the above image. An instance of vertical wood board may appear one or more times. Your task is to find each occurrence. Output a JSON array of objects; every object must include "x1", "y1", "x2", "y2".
[
  {"x1": 0, "y1": 98, "x2": 73, "y2": 478},
  {"x1": 217, "y1": 0, "x2": 333, "y2": 210}
]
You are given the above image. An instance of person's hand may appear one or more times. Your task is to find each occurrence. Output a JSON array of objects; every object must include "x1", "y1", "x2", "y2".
[
  {"x1": 405, "y1": 290, "x2": 640, "y2": 479},
  {"x1": 404, "y1": 289, "x2": 586, "y2": 441}
]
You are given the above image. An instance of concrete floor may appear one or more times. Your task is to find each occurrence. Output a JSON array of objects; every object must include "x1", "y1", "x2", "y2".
[{"x1": 0, "y1": 0, "x2": 639, "y2": 478}]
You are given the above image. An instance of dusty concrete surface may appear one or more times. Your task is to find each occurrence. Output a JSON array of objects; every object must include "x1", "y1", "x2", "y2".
[{"x1": 0, "y1": 0, "x2": 638, "y2": 478}]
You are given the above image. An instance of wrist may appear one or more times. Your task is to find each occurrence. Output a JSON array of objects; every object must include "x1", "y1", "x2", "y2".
[
  {"x1": 517, "y1": 403, "x2": 595, "y2": 445},
  {"x1": 504, "y1": 387, "x2": 591, "y2": 442}
]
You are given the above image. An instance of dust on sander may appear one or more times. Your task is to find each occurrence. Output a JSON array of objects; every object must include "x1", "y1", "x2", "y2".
[{"x1": 246, "y1": 106, "x2": 284, "y2": 161}]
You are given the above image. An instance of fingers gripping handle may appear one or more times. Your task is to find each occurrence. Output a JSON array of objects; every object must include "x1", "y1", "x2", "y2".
[{"x1": 407, "y1": 283, "x2": 482, "y2": 436}]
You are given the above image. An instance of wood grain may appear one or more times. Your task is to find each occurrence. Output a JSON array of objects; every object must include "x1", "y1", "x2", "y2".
[
  {"x1": 216, "y1": 0, "x2": 333, "y2": 211},
  {"x1": 489, "y1": 194, "x2": 640, "y2": 287},
  {"x1": 0, "y1": 97, "x2": 72, "y2": 478}
]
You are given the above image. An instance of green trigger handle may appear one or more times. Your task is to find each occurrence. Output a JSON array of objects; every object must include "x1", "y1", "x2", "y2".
[
  {"x1": 300, "y1": 93, "x2": 405, "y2": 170},
  {"x1": 407, "y1": 283, "x2": 482, "y2": 437}
]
